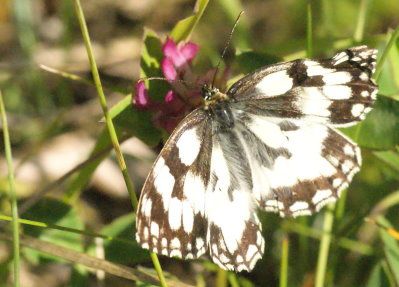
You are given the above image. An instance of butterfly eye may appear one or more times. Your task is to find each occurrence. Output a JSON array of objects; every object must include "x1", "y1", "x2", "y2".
[{"x1": 201, "y1": 85, "x2": 213, "y2": 101}]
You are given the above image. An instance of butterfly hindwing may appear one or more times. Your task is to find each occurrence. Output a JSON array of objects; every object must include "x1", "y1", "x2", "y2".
[
  {"x1": 233, "y1": 112, "x2": 360, "y2": 217},
  {"x1": 205, "y1": 127, "x2": 264, "y2": 271}
]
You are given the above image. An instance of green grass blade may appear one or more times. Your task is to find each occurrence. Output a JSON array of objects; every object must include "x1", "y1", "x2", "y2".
[
  {"x1": 0, "y1": 91, "x2": 20, "y2": 287},
  {"x1": 315, "y1": 204, "x2": 335, "y2": 287},
  {"x1": 73, "y1": 1, "x2": 168, "y2": 286},
  {"x1": 0, "y1": 214, "x2": 134, "y2": 246},
  {"x1": 216, "y1": 268, "x2": 228, "y2": 287},
  {"x1": 280, "y1": 234, "x2": 289, "y2": 287},
  {"x1": 73, "y1": 0, "x2": 137, "y2": 210},
  {"x1": 374, "y1": 26, "x2": 399, "y2": 80},
  {"x1": 354, "y1": 0, "x2": 372, "y2": 43},
  {"x1": 306, "y1": 0, "x2": 313, "y2": 58}
]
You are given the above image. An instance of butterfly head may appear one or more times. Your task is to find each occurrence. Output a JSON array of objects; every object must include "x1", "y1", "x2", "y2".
[
  {"x1": 201, "y1": 84, "x2": 229, "y2": 108},
  {"x1": 201, "y1": 84, "x2": 219, "y2": 101}
]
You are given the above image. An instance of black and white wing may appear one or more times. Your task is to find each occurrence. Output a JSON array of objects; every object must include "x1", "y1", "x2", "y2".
[
  {"x1": 136, "y1": 109, "x2": 264, "y2": 272},
  {"x1": 136, "y1": 109, "x2": 210, "y2": 260},
  {"x1": 204, "y1": 123, "x2": 264, "y2": 272},
  {"x1": 228, "y1": 46, "x2": 377, "y2": 216},
  {"x1": 229, "y1": 46, "x2": 377, "y2": 126}
]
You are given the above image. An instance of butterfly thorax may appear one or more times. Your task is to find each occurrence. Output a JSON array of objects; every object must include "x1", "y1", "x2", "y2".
[{"x1": 201, "y1": 84, "x2": 235, "y2": 129}]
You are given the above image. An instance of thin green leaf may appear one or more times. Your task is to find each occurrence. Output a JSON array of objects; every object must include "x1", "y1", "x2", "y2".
[
  {"x1": 315, "y1": 205, "x2": 335, "y2": 287},
  {"x1": 23, "y1": 198, "x2": 84, "y2": 263},
  {"x1": 170, "y1": 0, "x2": 209, "y2": 42},
  {"x1": 87, "y1": 213, "x2": 149, "y2": 265},
  {"x1": 306, "y1": 0, "x2": 313, "y2": 58},
  {"x1": 73, "y1": 1, "x2": 167, "y2": 285},
  {"x1": 354, "y1": 0, "x2": 372, "y2": 43},
  {"x1": 280, "y1": 235, "x2": 289, "y2": 287},
  {"x1": 0, "y1": 91, "x2": 20, "y2": 287},
  {"x1": 377, "y1": 217, "x2": 399, "y2": 285},
  {"x1": 366, "y1": 262, "x2": 390, "y2": 287}
]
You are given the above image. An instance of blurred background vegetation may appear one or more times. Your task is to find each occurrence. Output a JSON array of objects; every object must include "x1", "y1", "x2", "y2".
[{"x1": 0, "y1": 0, "x2": 399, "y2": 286}]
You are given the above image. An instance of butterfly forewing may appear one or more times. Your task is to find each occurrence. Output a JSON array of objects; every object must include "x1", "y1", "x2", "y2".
[
  {"x1": 136, "y1": 46, "x2": 378, "y2": 272},
  {"x1": 136, "y1": 109, "x2": 211, "y2": 259},
  {"x1": 228, "y1": 46, "x2": 377, "y2": 127}
]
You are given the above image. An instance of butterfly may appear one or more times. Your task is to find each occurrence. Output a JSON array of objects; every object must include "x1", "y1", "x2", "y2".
[{"x1": 135, "y1": 46, "x2": 378, "y2": 272}]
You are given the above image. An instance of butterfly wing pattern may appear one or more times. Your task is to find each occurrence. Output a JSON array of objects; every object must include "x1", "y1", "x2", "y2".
[{"x1": 136, "y1": 46, "x2": 378, "y2": 272}]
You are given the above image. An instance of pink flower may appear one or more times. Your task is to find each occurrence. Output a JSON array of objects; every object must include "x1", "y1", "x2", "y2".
[
  {"x1": 133, "y1": 37, "x2": 226, "y2": 134},
  {"x1": 134, "y1": 81, "x2": 152, "y2": 109},
  {"x1": 161, "y1": 37, "x2": 199, "y2": 80}
]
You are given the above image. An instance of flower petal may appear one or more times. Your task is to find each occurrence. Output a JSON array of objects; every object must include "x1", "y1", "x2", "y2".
[
  {"x1": 180, "y1": 42, "x2": 199, "y2": 63},
  {"x1": 164, "y1": 90, "x2": 176, "y2": 103},
  {"x1": 134, "y1": 81, "x2": 151, "y2": 109},
  {"x1": 161, "y1": 58, "x2": 177, "y2": 80},
  {"x1": 162, "y1": 37, "x2": 186, "y2": 66}
]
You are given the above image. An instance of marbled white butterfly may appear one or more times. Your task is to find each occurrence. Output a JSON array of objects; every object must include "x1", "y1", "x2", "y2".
[{"x1": 136, "y1": 46, "x2": 378, "y2": 272}]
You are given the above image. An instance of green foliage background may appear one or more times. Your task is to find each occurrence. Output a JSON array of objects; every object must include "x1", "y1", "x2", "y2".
[{"x1": 0, "y1": 0, "x2": 398, "y2": 286}]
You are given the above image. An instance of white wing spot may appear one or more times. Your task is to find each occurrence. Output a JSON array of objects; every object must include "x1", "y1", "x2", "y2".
[
  {"x1": 143, "y1": 198, "x2": 152, "y2": 218},
  {"x1": 265, "y1": 199, "x2": 284, "y2": 210},
  {"x1": 343, "y1": 144, "x2": 355, "y2": 156},
  {"x1": 305, "y1": 62, "x2": 335, "y2": 76},
  {"x1": 161, "y1": 238, "x2": 168, "y2": 248},
  {"x1": 219, "y1": 253, "x2": 229, "y2": 264},
  {"x1": 153, "y1": 157, "x2": 175, "y2": 207},
  {"x1": 150, "y1": 222, "x2": 159, "y2": 238},
  {"x1": 289, "y1": 201, "x2": 309, "y2": 212},
  {"x1": 170, "y1": 249, "x2": 182, "y2": 258},
  {"x1": 342, "y1": 160, "x2": 354, "y2": 174},
  {"x1": 183, "y1": 172, "x2": 205, "y2": 214},
  {"x1": 256, "y1": 70, "x2": 293, "y2": 96},
  {"x1": 182, "y1": 200, "x2": 194, "y2": 233},
  {"x1": 323, "y1": 71, "x2": 352, "y2": 85},
  {"x1": 359, "y1": 72, "x2": 369, "y2": 81},
  {"x1": 176, "y1": 128, "x2": 201, "y2": 165},
  {"x1": 371, "y1": 90, "x2": 378, "y2": 100},
  {"x1": 246, "y1": 245, "x2": 258, "y2": 261},
  {"x1": 333, "y1": 178, "x2": 343, "y2": 188},
  {"x1": 312, "y1": 189, "x2": 333, "y2": 204},
  {"x1": 143, "y1": 227, "x2": 149, "y2": 240},
  {"x1": 168, "y1": 198, "x2": 182, "y2": 230},
  {"x1": 361, "y1": 90, "x2": 369, "y2": 97},
  {"x1": 351, "y1": 103, "x2": 365, "y2": 117},
  {"x1": 322, "y1": 85, "x2": 352, "y2": 100},
  {"x1": 299, "y1": 87, "x2": 331, "y2": 117},
  {"x1": 171, "y1": 237, "x2": 181, "y2": 249}
]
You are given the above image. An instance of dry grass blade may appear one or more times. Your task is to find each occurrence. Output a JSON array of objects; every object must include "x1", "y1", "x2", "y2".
[{"x1": 0, "y1": 232, "x2": 193, "y2": 287}]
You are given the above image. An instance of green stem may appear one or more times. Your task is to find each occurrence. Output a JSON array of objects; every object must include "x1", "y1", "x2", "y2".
[
  {"x1": 73, "y1": 1, "x2": 167, "y2": 286},
  {"x1": 73, "y1": 0, "x2": 137, "y2": 210},
  {"x1": 315, "y1": 204, "x2": 335, "y2": 287},
  {"x1": 354, "y1": 0, "x2": 372, "y2": 43},
  {"x1": 280, "y1": 235, "x2": 289, "y2": 287},
  {"x1": 150, "y1": 253, "x2": 169, "y2": 287},
  {"x1": 374, "y1": 26, "x2": 399, "y2": 80},
  {"x1": 0, "y1": 214, "x2": 133, "y2": 246},
  {"x1": 0, "y1": 91, "x2": 20, "y2": 287},
  {"x1": 216, "y1": 268, "x2": 228, "y2": 287},
  {"x1": 306, "y1": 0, "x2": 313, "y2": 58}
]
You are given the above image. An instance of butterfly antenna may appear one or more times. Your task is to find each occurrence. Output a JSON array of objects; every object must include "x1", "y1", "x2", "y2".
[
  {"x1": 211, "y1": 10, "x2": 244, "y2": 88},
  {"x1": 137, "y1": 76, "x2": 193, "y2": 86}
]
